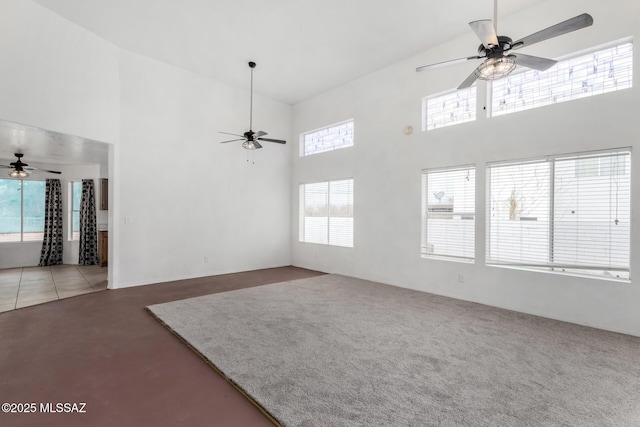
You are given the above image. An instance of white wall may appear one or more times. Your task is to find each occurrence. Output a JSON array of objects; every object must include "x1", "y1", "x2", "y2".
[
  {"x1": 0, "y1": 0, "x2": 119, "y2": 144},
  {"x1": 113, "y1": 51, "x2": 292, "y2": 287},
  {"x1": 291, "y1": 0, "x2": 640, "y2": 336},
  {"x1": 0, "y1": 1, "x2": 293, "y2": 288}
]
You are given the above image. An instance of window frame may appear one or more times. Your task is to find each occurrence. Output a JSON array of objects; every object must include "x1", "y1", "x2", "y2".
[
  {"x1": 299, "y1": 119, "x2": 354, "y2": 157},
  {"x1": 69, "y1": 181, "x2": 82, "y2": 241},
  {"x1": 421, "y1": 164, "x2": 476, "y2": 263},
  {"x1": 490, "y1": 39, "x2": 633, "y2": 117},
  {"x1": 0, "y1": 178, "x2": 46, "y2": 243},
  {"x1": 486, "y1": 148, "x2": 631, "y2": 281},
  {"x1": 299, "y1": 178, "x2": 354, "y2": 248},
  {"x1": 422, "y1": 86, "x2": 477, "y2": 131}
]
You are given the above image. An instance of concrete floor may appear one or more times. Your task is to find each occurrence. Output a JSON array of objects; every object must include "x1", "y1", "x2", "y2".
[
  {"x1": 0, "y1": 266, "x2": 323, "y2": 427},
  {"x1": 0, "y1": 264, "x2": 107, "y2": 312}
]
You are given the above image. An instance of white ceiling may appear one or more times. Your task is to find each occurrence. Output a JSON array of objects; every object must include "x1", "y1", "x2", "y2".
[
  {"x1": 0, "y1": 120, "x2": 109, "y2": 170},
  {"x1": 33, "y1": 0, "x2": 544, "y2": 105}
]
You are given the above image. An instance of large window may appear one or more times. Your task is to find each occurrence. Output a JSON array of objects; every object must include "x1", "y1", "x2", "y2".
[
  {"x1": 299, "y1": 179, "x2": 353, "y2": 247},
  {"x1": 421, "y1": 166, "x2": 475, "y2": 262},
  {"x1": 0, "y1": 179, "x2": 46, "y2": 242},
  {"x1": 301, "y1": 120, "x2": 354, "y2": 156},
  {"x1": 487, "y1": 149, "x2": 631, "y2": 280},
  {"x1": 70, "y1": 181, "x2": 82, "y2": 240},
  {"x1": 423, "y1": 87, "x2": 476, "y2": 131},
  {"x1": 492, "y1": 41, "x2": 633, "y2": 117}
]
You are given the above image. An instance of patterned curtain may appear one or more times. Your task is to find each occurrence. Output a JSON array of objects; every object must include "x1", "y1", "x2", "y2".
[
  {"x1": 38, "y1": 179, "x2": 63, "y2": 266},
  {"x1": 79, "y1": 179, "x2": 99, "y2": 265}
]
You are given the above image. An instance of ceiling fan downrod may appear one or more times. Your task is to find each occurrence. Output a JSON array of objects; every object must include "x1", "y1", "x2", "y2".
[{"x1": 248, "y1": 61, "x2": 255, "y2": 132}]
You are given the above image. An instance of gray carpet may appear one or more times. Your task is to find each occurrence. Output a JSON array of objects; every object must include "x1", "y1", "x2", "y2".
[{"x1": 147, "y1": 274, "x2": 640, "y2": 426}]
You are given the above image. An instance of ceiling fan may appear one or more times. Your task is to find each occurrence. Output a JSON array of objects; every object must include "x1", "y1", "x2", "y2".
[
  {"x1": 0, "y1": 153, "x2": 62, "y2": 179},
  {"x1": 219, "y1": 61, "x2": 286, "y2": 150},
  {"x1": 416, "y1": 1, "x2": 593, "y2": 89}
]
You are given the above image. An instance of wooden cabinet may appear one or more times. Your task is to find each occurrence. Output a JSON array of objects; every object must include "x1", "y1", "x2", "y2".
[
  {"x1": 100, "y1": 178, "x2": 108, "y2": 210},
  {"x1": 99, "y1": 230, "x2": 108, "y2": 267}
]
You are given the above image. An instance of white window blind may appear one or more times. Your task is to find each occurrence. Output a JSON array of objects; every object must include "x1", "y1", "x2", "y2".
[
  {"x1": 423, "y1": 87, "x2": 476, "y2": 131},
  {"x1": 422, "y1": 166, "x2": 475, "y2": 261},
  {"x1": 492, "y1": 41, "x2": 633, "y2": 117},
  {"x1": 301, "y1": 120, "x2": 354, "y2": 156},
  {"x1": 487, "y1": 150, "x2": 631, "y2": 280},
  {"x1": 300, "y1": 179, "x2": 353, "y2": 247}
]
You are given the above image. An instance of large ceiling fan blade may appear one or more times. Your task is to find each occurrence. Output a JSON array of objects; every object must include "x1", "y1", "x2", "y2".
[
  {"x1": 457, "y1": 69, "x2": 480, "y2": 89},
  {"x1": 511, "y1": 13, "x2": 593, "y2": 50},
  {"x1": 512, "y1": 53, "x2": 557, "y2": 71},
  {"x1": 416, "y1": 56, "x2": 482, "y2": 72},
  {"x1": 37, "y1": 169, "x2": 62, "y2": 174},
  {"x1": 469, "y1": 19, "x2": 499, "y2": 48},
  {"x1": 220, "y1": 138, "x2": 246, "y2": 144},
  {"x1": 253, "y1": 130, "x2": 267, "y2": 137},
  {"x1": 0, "y1": 165, "x2": 12, "y2": 169},
  {"x1": 257, "y1": 138, "x2": 287, "y2": 144},
  {"x1": 219, "y1": 131, "x2": 244, "y2": 137}
]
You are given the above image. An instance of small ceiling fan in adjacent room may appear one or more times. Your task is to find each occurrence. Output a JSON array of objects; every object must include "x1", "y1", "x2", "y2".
[
  {"x1": 0, "y1": 153, "x2": 62, "y2": 178},
  {"x1": 219, "y1": 61, "x2": 286, "y2": 150},
  {"x1": 415, "y1": 0, "x2": 593, "y2": 89}
]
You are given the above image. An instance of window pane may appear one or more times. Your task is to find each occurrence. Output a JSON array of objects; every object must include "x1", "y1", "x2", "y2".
[
  {"x1": 303, "y1": 182, "x2": 329, "y2": 244},
  {"x1": 300, "y1": 179, "x2": 354, "y2": 247},
  {"x1": 422, "y1": 167, "x2": 475, "y2": 261},
  {"x1": 22, "y1": 180, "x2": 46, "y2": 241},
  {"x1": 72, "y1": 211, "x2": 80, "y2": 240},
  {"x1": 73, "y1": 182, "x2": 82, "y2": 214},
  {"x1": 329, "y1": 179, "x2": 354, "y2": 247},
  {"x1": 487, "y1": 150, "x2": 631, "y2": 280},
  {"x1": 488, "y1": 161, "x2": 551, "y2": 265},
  {"x1": 302, "y1": 120, "x2": 354, "y2": 156},
  {"x1": 72, "y1": 181, "x2": 82, "y2": 240},
  {"x1": 424, "y1": 87, "x2": 476, "y2": 131},
  {"x1": 553, "y1": 153, "x2": 630, "y2": 278},
  {"x1": 0, "y1": 179, "x2": 22, "y2": 242},
  {"x1": 492, "y1": 41, "x2": 633, "y2": 117}
]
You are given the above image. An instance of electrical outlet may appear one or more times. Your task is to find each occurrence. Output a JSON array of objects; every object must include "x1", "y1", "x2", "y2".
[
  {"x1": 204, "y1": 256, "x2": 209, "y2": 263},
  {"x1": 458, "y1": 273, "x2": 465, "y2": 283}
]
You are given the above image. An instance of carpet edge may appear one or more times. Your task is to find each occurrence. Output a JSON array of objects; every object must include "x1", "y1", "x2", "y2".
[{"x1": 144, "y1": 306, "x2": 282, "y2": 427}]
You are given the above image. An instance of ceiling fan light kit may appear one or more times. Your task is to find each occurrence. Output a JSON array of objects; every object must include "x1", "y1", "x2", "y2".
[
  {"x1": 416, "y1": 1, "x2": 593, "y2": 89},
  {"x1": 475, "y1": 56, "x2": 516, "y2": 80},
  {"x1": 219, "y1": 61, "x2": 287, "y2": 151},
  {"x1": 9, "y1": 169, "x2": 29, "y2": 179}
]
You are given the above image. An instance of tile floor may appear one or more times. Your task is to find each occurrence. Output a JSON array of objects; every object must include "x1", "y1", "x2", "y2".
[{"x1": 0, "y1": 264, "x2": 107, "y2": 313}]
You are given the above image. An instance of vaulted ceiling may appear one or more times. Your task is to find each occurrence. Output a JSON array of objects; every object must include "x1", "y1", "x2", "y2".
[{"x1": 33, "y1": 0, "x2": 544, "y2": 105}]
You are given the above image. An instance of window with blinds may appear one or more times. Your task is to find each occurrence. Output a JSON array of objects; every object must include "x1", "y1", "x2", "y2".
[
  {"x1": 421, "y1": 166, "x2": 475, "y2": 262},
  {"x1": 301, "y1": 120, "x2": 354, "y2": 156},
  {"x1": 492, "y1": 40, "x2": 633, "y2": 117},
  {"x1": 300, "y1": 178, "x2": 354, "y2": 247},
  {"x1": 423, "y1": 87, "x2": 476, "y2": 131},
  {"x1": 487, "y1": 149, "x2": 631, "y2": 280}
]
